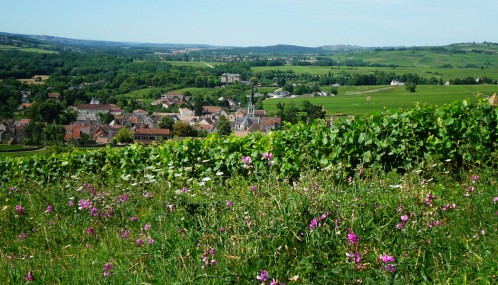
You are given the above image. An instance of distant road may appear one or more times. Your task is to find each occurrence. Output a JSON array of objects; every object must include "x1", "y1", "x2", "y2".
[
  {"x1": 345, "y1": 86, "x2": 394, "y2": 95},
  {"x1": 202, "y1": 62, "x2": 214, "y2": 68}
]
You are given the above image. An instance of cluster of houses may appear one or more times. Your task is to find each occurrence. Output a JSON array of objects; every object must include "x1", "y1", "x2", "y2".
[{"x1": 1, "y1": 91, "x2": 281, "y2": 145}]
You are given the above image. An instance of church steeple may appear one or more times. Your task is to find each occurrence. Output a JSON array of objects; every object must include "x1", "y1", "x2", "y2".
[{"x1": 248, "y1": 84, "x2": 255, "y2": 117}]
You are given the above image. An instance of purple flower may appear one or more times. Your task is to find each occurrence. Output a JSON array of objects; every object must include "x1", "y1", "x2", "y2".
[
  {"x1": 226, "y1": 200, "x2": 233, "y2": 208},
  {"x1": 309, "y1": 217, "x2": 318, "y2": 230},
  {"x1": 379, "y1": 254, "x2": 395, "y2": 263},
  {"x1": 401, "y1": 215, "x2": 408, "y2": 222},
  {"x1": 347, "y1": 230, "x2": 359, "y2": 244},
  {"x1": 219, "y1": 226, "x2": 225, "y2": 233},
  {"x1": 425, "y1": 192, "x2": 434, "y2": 206},
  {"x1": 19, "y1": 233, "x2": 28, "y2": 239},
  {"x1": 103, "y1": 263, "x2": 113, "y2": 271},
  {"x1": 69, "y1": 200, "x2": 75, "y2": 207},
  {"x1": 90, "y1": 207, "x2": 99, "y2": 216},
  {"x1": 15, "y1": 205, "x2": 25, "y2": 214},
  {"x1": 396, "y1": 222, "x2": 404, "y2": 229},
  {"x1": 78, "y1": 199, "x2": 92, "y2": 210},
  {"x1": 353, "y1": 252, "x2": 361, "y2": 264},
  {"x1": 148, "y1": 238, "x2": 155, "y2": 245},
  {"x1": 493, "y1": 197, "x2": 498, "y2": 204},
  {"x1": 87, "y1": 227, "x2": 94, "y2": 235},
  {"x1": 46, "y1": 205, "x2": 53, "y2": 213},
  {"x1": 242, "y1": 156, "x2": 251, "y2": 164},
  {"x1": 129, "y1": 216, "x2": 137, "y2": 222},
  {"x1": 120, "y1": 229, "x2": 130, "y2": 239},
  {"x1": 209, "y1": 247, "x2": 216, "y2": 255},
  {"x1": 143, "y1": 223, "x2": 151, "y2": 231},
  {"x1": 211, "y1": 259, "x2": 217, "y2": 266},
  {"x1": 25, "y1": 271, "x2": 34, "y2": 281},
  {"x1": 347, "y1": 252, "x2": 361, "y2": 264},
  {"x1": 250, "y1": 185, "x2": 257, "y2": 192},
  {"x1": 103, "y1": 260, "x2": 113, "y2": 277},
  {"x1": 262, "y1": 152, "x2": 273, "y2": 160},
  {"x1": 120, "y1": 194, "x2": 128, "y2": 202},
  {"x1": 136, "y1": 239, "x2": 144, "y2": 246},
  {"x1": 169, "y1": 204, "x2": 175, "y2": 212},
  {"x1": 384, "y1": 264, "x2": 396, "y2": 272},
  {"x1": 256, "y1": 270, "x2": 270, "y2": 282}
]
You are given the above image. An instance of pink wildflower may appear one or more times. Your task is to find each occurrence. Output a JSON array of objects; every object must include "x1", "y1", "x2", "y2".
[
  {"x1": 15, "y1": 205, "x2": 25, "y2": 214},
  {"x1": 90, "y1": 207, "x2": 98, "y2": 216},
  {"x1": 379, "y1": 254, "x2": 395, "y2": 263},
  {"x1": 256, "y1": 270, "x2": 270, "y2": 282},
  {"x1": 347, "y1": 229, "x2": 359, "y2": 244},
  {"x1": 384, "y1": 264, "x2": 396, "y2": 272},
  {"x1": 25, "y1": 271, "x2": 34, "y2": 281},
  {"x1": 242, "y1": 156, "x2": 251, "y2": 165},
  {"x1": 309, "y1": 217, "x2": 318, "y2": 230}
]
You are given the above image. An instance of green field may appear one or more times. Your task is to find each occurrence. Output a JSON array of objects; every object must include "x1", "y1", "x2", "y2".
[
  {"x1": 252, "y1": 45, "x2": 498, "y2": 80},
  {"x1": 252, "y1": 65, "x2": 498, "y2": 80},
  {"x1": 164, "y1": 61, "x2": 220, "y2": 68},
  {"x1": 263, "y1": 85, "x2": 497, "y2": 115},
  {"x1": 0, "y1": 44, "x2": 58, "y2": 54}
]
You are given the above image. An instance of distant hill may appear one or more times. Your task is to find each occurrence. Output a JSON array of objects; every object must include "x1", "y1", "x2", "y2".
[
  {"x1": 0, "y1": 32, "x2": 216, "y2": 50},
  {"x1": 216, "y1": 44, "x2": 323, "y2": 55},
  {"x1": 1, "y1": 31, "x2": 497, "y2": 56}
]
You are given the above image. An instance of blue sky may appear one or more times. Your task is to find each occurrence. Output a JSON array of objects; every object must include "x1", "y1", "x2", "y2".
[{"x1": 1, "y1": 0, "x2": 496, "y2": 47}]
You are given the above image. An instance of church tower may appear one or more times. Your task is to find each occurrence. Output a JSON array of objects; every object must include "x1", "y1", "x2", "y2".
[{"x1": 248, "y1": 84, "x2": 255, "y2": 117}]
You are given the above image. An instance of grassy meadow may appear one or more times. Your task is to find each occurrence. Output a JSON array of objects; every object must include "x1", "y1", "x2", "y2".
[
  {"x1": 1, "y1": 159, "x2": 497, "y2": 284},
  {"x1": 253, "y1": 45, "x2": 498, "y2": 80},
  {"x1": 0, "y1": 44, "x2": 58, "y2": 54},
  {"x1": 252, "y1": 65, "x2": 498, "y2": 81}
]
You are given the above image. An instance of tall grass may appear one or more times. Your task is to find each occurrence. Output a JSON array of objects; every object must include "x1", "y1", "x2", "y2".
[{"x1": 1, "y1": 161, "x2": 497, "y2": 284}]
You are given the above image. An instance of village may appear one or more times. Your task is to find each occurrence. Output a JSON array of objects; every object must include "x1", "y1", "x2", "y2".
[{"x1": 0, "y1": 81, "x2": 282, "y2": 145}]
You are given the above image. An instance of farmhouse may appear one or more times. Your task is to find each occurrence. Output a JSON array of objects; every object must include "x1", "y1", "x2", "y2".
[
  {"x1": 390, "y1": 79, "x2": 405, "y2": 86},
  {"x1": 72, "y1": 104, "x2": 113, "y2": 121},
  {"x1": 134, "y1": 128, "x2": 170, "y2": 144},
  {"x1": 220, "y1": 73, "x2": 241, "y2": 84}
]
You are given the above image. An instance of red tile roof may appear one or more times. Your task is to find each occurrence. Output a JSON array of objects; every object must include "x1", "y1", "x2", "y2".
[{"x1": 134, "y1": 128, "x2": 170, "y2": 135}]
